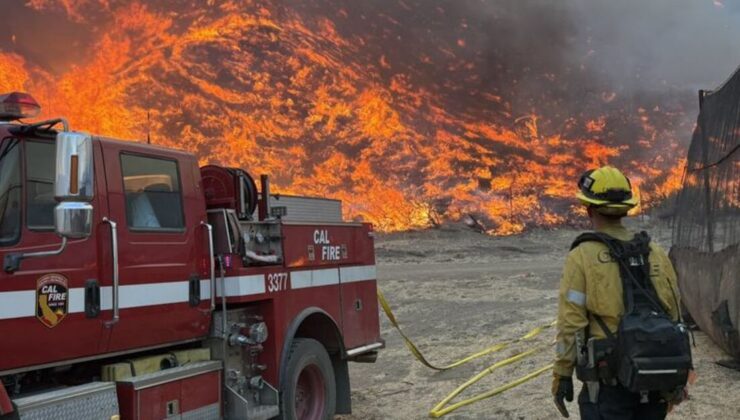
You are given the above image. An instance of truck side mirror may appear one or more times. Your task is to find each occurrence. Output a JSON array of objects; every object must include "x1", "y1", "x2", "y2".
[
  {"x1": 55, "y1": 202, "x2": 93, "y2": 239},
  {"x1": 55, "y1": 132, "x2": 94, "y2": 201},
  {"x1": 54, "y1": 132, "x2": 94, "y2": 239}
]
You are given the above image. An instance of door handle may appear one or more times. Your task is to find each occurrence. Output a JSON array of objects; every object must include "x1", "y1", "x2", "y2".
[
  {"x1": 85, "y1": 279, "x2": 100, "y2": 318},
  {"x1": 188, "y1": 274, "x2": 201, "y2": 307},
  {"x1": 102, "y1": 218, "x2": 119, "y2": 327},
  {"x1": 201, "y1": 222, "x2": 215, "y2": 311}
]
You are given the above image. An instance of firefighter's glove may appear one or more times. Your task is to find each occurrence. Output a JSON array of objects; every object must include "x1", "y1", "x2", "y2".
[{"x1": 552, "y1": 374, "x2": 573, "y2": 418}]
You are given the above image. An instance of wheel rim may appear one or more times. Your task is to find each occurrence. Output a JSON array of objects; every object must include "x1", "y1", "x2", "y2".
[{"x1": 294, "y1": 363, "x2": 326, "y2": 420}]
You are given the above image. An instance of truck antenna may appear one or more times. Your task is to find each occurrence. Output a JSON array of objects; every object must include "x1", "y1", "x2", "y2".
[{"x1": 146, "y1": 110, "x2": 151, "y2": 145}]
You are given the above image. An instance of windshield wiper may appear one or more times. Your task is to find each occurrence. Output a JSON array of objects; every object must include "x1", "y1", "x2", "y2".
[{"x1": 0, "y1": 138, "x2": 19, "y2": 162}]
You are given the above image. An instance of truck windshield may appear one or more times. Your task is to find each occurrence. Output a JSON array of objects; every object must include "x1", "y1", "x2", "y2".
[
  {"x1": 0, "y1": 139, "x2": 22, "y2": 246},
  {"x1": 25, "y1": 140, "x2": 56, "y2": 230}
]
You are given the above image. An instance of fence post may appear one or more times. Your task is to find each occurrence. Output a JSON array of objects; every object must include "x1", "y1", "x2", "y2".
[{"x1": 698, "y1": 89, "x2": 715, "y2": 253}]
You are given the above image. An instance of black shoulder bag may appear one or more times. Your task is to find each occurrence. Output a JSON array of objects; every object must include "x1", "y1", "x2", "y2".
[{"x1": 571, "y1": 231, "x2": 692, "y2": 393}]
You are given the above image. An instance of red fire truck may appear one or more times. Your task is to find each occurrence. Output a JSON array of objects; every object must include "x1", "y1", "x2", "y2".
[{"x1": 0, "y1": 92, "x2": 383, "y2": 419}]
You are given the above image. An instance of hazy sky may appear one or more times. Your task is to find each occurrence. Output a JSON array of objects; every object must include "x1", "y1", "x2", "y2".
[{"x1": 565, "y1": 0, "x2": 740, "y2": 91}]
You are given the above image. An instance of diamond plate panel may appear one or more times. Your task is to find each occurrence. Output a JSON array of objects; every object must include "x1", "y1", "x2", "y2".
[{"x1": 15, "y1": 382, "x2": 119, "y2": 420}]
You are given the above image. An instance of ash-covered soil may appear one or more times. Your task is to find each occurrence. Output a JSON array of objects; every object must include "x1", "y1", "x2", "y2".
[{"x1": 339, "y1": 218, "x2": 740, "y2": 419}]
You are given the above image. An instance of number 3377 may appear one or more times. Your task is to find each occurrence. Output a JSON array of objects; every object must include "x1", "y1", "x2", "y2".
[{"x1": 267, "y1": 273, "x2": 289, "y2": 292}]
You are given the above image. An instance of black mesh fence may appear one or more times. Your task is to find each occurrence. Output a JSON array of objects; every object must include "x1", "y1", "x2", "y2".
[{"x1": 671, "y1": 65, "x2": 740, "y2": 360}]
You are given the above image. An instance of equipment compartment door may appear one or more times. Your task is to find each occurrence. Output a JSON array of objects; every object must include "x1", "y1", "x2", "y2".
[
  {"x1": 338, "y1": 224, "x2": 380, "y2": 349},
  {"x1": 339, "y1": 263, "x2": 380, "y2": 349},
  {"x1": 100, "y1": 143, "x2": 210, "y2": 353}
]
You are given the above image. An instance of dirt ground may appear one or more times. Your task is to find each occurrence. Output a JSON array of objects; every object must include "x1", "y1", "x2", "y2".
[{"x1": 339, "y1": 219, "x2": 740, "y2": 419}]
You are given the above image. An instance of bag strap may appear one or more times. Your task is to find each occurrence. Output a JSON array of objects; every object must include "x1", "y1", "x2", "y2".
[
  {"x1": 570, "y1": 232, "x2": 612, "y2": 251},
  {"x1": 570, "y1": 230, "x2": 666, "y2": 317},
  {"x1": 592, "y1": 313, "x2": 615, "y2": 340}
]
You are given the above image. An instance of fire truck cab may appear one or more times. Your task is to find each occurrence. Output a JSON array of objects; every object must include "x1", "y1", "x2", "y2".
[{"x1": 0, "y1": 93, "x2": 382, "y2": 419}]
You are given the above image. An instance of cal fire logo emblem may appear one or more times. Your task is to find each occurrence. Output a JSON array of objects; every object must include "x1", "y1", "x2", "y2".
[{"x1": 36, "y1": 274, "x2": 69, "y2": 328}]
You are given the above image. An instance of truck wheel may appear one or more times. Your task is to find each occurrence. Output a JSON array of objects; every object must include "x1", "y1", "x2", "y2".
[{"x1": 280, "y1": 338, "x2": 336, "y2": 420}]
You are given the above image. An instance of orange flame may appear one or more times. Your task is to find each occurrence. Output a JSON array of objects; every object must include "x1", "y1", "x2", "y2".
[{"x1": 0, "y1": 1, "x2": 690, "y2": 235}]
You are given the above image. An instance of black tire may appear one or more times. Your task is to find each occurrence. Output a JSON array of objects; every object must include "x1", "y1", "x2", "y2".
[{"x1": 279, "y1": 338, "x2": 336, "y2": 420}]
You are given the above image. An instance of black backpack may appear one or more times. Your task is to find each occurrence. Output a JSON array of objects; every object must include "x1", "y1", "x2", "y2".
[{"x1": 571, "y1": 231, "x2": 692, "y2": 393}]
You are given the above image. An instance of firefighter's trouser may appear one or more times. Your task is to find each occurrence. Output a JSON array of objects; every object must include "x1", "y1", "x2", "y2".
[{"x1": 578, "y1": 383, "x2": 667, "y2": 420}]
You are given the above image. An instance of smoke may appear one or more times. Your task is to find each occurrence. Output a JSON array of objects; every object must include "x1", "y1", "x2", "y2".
[
  {"x1": 436, "y1": 0, "x2": 740, "y2": 110},
  {"x1": 311, "y1": 0, "x2": 740, "y2": 123},
  {"x1": 565, "y1": 0, "x2": 740, "y2": 92},
  {"x1": 0, "y1": 0, "x2": 93, "y2": 72}
]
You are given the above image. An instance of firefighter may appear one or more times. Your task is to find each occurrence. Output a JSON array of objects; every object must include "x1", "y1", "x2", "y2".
[{"x1": 551, "y1": 166, "x2": 684, "y2": 419}]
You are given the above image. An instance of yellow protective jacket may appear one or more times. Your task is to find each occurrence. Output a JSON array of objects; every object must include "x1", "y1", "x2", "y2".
[{"x1": 554, "y1": 223, "x2": 681, "y2": 378}]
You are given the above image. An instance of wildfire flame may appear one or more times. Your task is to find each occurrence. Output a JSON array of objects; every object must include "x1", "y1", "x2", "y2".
[{"x1": 1, "y1": 1, "x2": 691, "y2": 235}]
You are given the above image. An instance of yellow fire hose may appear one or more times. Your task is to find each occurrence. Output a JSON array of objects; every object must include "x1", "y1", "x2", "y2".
[{"x1": 377, "y1": 288, "x2": 556, "y2": 417}]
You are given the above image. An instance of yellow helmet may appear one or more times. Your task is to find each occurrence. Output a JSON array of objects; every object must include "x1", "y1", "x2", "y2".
[{"x1": 576, "y1": 166, "x2": 638, "y2": 215}]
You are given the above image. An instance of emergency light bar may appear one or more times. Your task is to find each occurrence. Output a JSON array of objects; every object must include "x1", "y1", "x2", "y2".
[{"x1": 0, "y1": 92, "x2": 41, "y2": 120}]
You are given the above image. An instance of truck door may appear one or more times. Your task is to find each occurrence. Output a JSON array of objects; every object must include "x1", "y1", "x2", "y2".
[
  {"x1": 100, "y1": 143, "x2": 210, "y2": 353},
  {"x1": 0, "y1": 137, "x2": 108, "y2": 372}
]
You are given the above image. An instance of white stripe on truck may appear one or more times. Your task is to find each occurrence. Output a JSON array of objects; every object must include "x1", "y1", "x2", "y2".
[
  {"x1": 0, "y1": 290, "x2": 35, "y2": 319},
  {"x1": 0, "y1": 265, "x2": 376, "y2": 320},
  {"x1": 340, "y1": 265, "x2": 377, "y2": 283},
  {"x1": 216, "y1": 274, "x2": 266, "y2": 297},
  {"x1": 291, "y1": 268, "x2": 340, "y2": 289}
]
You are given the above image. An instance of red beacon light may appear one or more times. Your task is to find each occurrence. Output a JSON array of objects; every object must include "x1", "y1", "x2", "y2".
[{"x1": 0, "y1": 92, "x2": 42, "y2": 121}]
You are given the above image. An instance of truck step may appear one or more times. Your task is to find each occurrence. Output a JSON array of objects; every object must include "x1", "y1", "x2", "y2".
[
  {"x1": 246, "y1": 405, "x2": 280, "y2": 420},
  {"x1": 224, "y1": 383, "x2": 280, "y2": 419}
]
